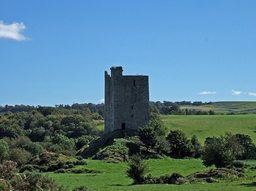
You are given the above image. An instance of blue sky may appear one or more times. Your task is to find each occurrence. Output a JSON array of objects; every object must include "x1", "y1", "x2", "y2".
[{"x1": 1, "y1": 0, "x2": 256, "y2": 106}]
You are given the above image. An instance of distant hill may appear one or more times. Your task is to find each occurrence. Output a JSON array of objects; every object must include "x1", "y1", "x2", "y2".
[
  {"x1": 162, "y1": 114, "x2": 256, "y2": 144},
  {"x1": 180, "y1": 101, "x2": 256, "y2": 114}
]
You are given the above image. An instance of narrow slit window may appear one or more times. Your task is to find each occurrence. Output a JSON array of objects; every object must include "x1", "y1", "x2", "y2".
[{"x1": 133, "y1": 80, "x2": 136, "y2": 86}]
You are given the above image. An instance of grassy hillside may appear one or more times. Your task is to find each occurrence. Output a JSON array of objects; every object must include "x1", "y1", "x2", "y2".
[
  {"x1": 162, "y1": 114, "x2": 256, "y2": 144},
  {"x1": 49, "y1": 158, "x2": 256, "y2": 191},
  {"x1": 180, "y1": 101, "x2": 256, "y2": 114}
]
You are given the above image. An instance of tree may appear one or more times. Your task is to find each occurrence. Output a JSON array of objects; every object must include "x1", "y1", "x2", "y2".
[
  {"x1": 138, "y1": 125, "x2": 157, "y2": 150},
  {"x1": 149, "y1": 113, "x2": 166, "y2": 136},
  {"x1": 23, "y1": 142, "x2": 44, "y2": 156},
  {"x1": 235, "y1": 134, "x2": 256, "y2": 159},
  {"x1": 126, "y1": 154, "x2": 149, "y2": 183},
  {"x1": 76, "y1": 135, "x2": 93, "y2": 150},
  {"x1": 9, "y1": 148, "x2": 31, "y2": 166},
  {"x1": 167, "y1": 130, "x2": 193, "y2": 158},
  {"x1": 208, "y1": 110, "x2": 215, "y2": 115},
  {"x1": 170, "y1": 103, "x2": 181, "y2": 114},
  {"x1": 154, "y1": 135, "x2": 170, "y2": 154},
  {"x1": 202, "y1": 133, "x2": 244, "y2": 168},
  {"x1": 139, "y1": 113, "x2": 170, "y2": 154},
  {"x1": 0, "y1": 139, "x2": 9, "y2": 163},
  {"x1": 191, "y1": 135, "x2": 202, "y2": 158},
  {"x1": 37, "y1": 106, "x2": 55, "y2": 116}
]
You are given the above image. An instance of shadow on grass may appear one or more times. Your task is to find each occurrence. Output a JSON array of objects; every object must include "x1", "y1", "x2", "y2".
[
  {"x1": 240, "y1": 182, "x2": 256, "y2": 187},
  {"x1": 109, "y1": 183, "x2": 129, "y2": 187}
]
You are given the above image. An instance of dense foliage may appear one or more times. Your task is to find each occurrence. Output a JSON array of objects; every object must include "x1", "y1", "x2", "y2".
[
  {"x1": 202, "y1": 133, "x2": 255, "y2": 168},
  {"x1": 0, "y1": 106, "x2": 103, "y2": 166},
  {"x1": 0, "y1": 160, "x2": 90, "y2": 191}
]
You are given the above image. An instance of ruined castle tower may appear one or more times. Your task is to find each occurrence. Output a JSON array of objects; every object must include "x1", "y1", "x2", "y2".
[{"x1": 104, "y1": 66, "x2": 150, "y2": 135}]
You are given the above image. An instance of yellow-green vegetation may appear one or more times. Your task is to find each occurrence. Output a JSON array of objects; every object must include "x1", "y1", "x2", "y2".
[
  {"x1": 95, "y1": 123, "x2": 104, "y2": 131},
  {"x1": 161, "y1": 114, "x2": 256, "y2": 144},
  {"x1": 180, "y1": 101, "x2": 256, "y2": 114},
  {"x1": 48, "y1": 158, "x2": 256, "y2": 191}
]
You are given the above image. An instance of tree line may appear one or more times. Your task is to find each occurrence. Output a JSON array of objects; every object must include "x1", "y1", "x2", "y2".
[
  {"x1": 1, "y1": 101, "x2": 212, "y2": 116},
  {"x1": 0, "y1": 103, "x2": 104, "y2": 116},
  {"x1": 150, "y1": 101, "x2": 215, "y2": 115}
]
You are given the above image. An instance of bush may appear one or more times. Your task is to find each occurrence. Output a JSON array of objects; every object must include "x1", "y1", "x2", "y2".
[
  {"x1": 232, "y1": 161, "x2": 245, "y2": 168},
  {"x1": 75, "y1": 156, "x2": 84, "y2": 161},
  {"x1": 54, "y1": 168, "x2": 68, "y2": 173},
  {"x1": 9, "y1": 148, "x2": 31, "y2": 166},
  {"x1": 167, "y1": 130, "x2": 193, "y2": 158},
  {"x1": 74, "y1": 160, "x2": 87, "y2": 165},
  {"x1": 144, "y1": 172, "x2": 185, "y2": 184},
  {"x1": 0, "y1": 160, "x2": 17, "y2": 180},
  {"x1": 72, "y1": 186, "x2": 90, "y2": 191},
  {"x1": 126, "y1": 154, "x2": 149, "y2": 184},
  {"x1": 202, "y1": 134, "x2": 244, "y2": 168},
  {"x1": 19, "y1": 165, "x2": 40, "y2": 173},
  {"x1": 10, "y1": 173, "x2": 59, "y2": 191}
]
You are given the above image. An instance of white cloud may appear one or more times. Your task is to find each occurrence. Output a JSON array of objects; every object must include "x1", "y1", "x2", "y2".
[
  {"x1": 99, "y1": 98, "x2": 104, "y2": 103},
  {"x1": 248, "y1": 92, "x2": 256, "y2": 97},
  {"x1": 231, "y1": 90, "x2": 243, "y2": 95},
  {"x1": 199, "y1": 91, "x2": 217, "y2": 95},
  {"x1": 0, "y1": 20, "x2": 28, "y2": 41}
]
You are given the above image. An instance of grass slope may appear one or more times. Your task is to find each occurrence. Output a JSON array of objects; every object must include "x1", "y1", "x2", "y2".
[
  {"x1": 49, "y1": 158, "x2": 256, "y2": 191},
  {"x1": 162, "y1": 114, "x2": 256, "y2": 144},
  {"x1": 180, "y1": 101, "x2": 256, "y2": 114}
]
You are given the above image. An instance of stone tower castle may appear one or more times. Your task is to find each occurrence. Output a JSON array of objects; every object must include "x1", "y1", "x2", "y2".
[{"x1": 104, "y1": 66, "x2": 150, "y2": 135}]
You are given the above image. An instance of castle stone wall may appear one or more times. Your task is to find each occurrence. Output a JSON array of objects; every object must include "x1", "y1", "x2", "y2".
[{"x1": 104, "y1": 66, "x2": 149, "y2": 134}]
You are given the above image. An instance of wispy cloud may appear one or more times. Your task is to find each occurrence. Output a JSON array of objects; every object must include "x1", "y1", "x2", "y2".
[
  {"x1": 99, "y1": 98, "x2": 104, "y2": 103},
  {"x1": 231, "y1": 90, "x2": 243, "y2": 95},
  {"x1": 199, "y1": 91, "x2": 217, "y2": 95},
  {"x1": 0, "y1": 20, "x2": 28, "y2": 41},
  {"x1": 248, "y1": 92, "x2": 256, "y2": 97}
]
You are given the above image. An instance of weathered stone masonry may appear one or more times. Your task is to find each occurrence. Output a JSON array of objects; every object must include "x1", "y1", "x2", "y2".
[{"x1": 104, "y1": 66, "x2": 150, "y2": 134}]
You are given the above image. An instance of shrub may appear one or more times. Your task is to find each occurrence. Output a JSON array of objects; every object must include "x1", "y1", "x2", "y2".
[
  {"x1": 126, "y1": 154, "x2": 149, "y2": 184},
  {"x1": 74, "y1": 160, "x2": 87, "y2": 165},
  {"x1": 54, "y1": 168, "x2": 68, "y2": 173},
  {"x1": 0, "y1": 179, "x2": 9, "y2": 191},
  {"x1": 0, "y1": 160, "x2": 17, "y2": 180},
  {"x1": 232, "y1": 161, "x2": 245, "y2": 168},
  {"x1": 10, "y1": 173, "x2": 59, "y2": 191},
  {"x1": 167, "y1": 130, "x2": 193, "y2": 158},
  {"x1": 9, "y1": 148, "x2": 31, "y2": 166},
  {"x1": 144, "y1": 172, "x2": 185, "y2": 184},
  {"x1": 75, "y1": 156, "x2": 84, "y2": 161},
  {"x1": 72, "y1": 186, "x2": 90, "y2": 191},
  {"x1": 19, "y1": 165, "x2": 39, "y2": 173},
  {"x1": 202, "y1": 133, "x2": 244, "y2": 168}
]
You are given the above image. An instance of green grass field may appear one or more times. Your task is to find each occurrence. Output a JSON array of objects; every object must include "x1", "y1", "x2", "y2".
[
  {"x1": 52, "y1": 112, "x2": 256, "y2": 190},
  {"x1": 49, "y1": 158, "x2": 256, "y2": 191},
  {"x1": 161, "y1": 114, "x2": 256, "y2": 144},
  {"x1": 180, "y1": 101, "x2": 256, "y2": 114}
]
